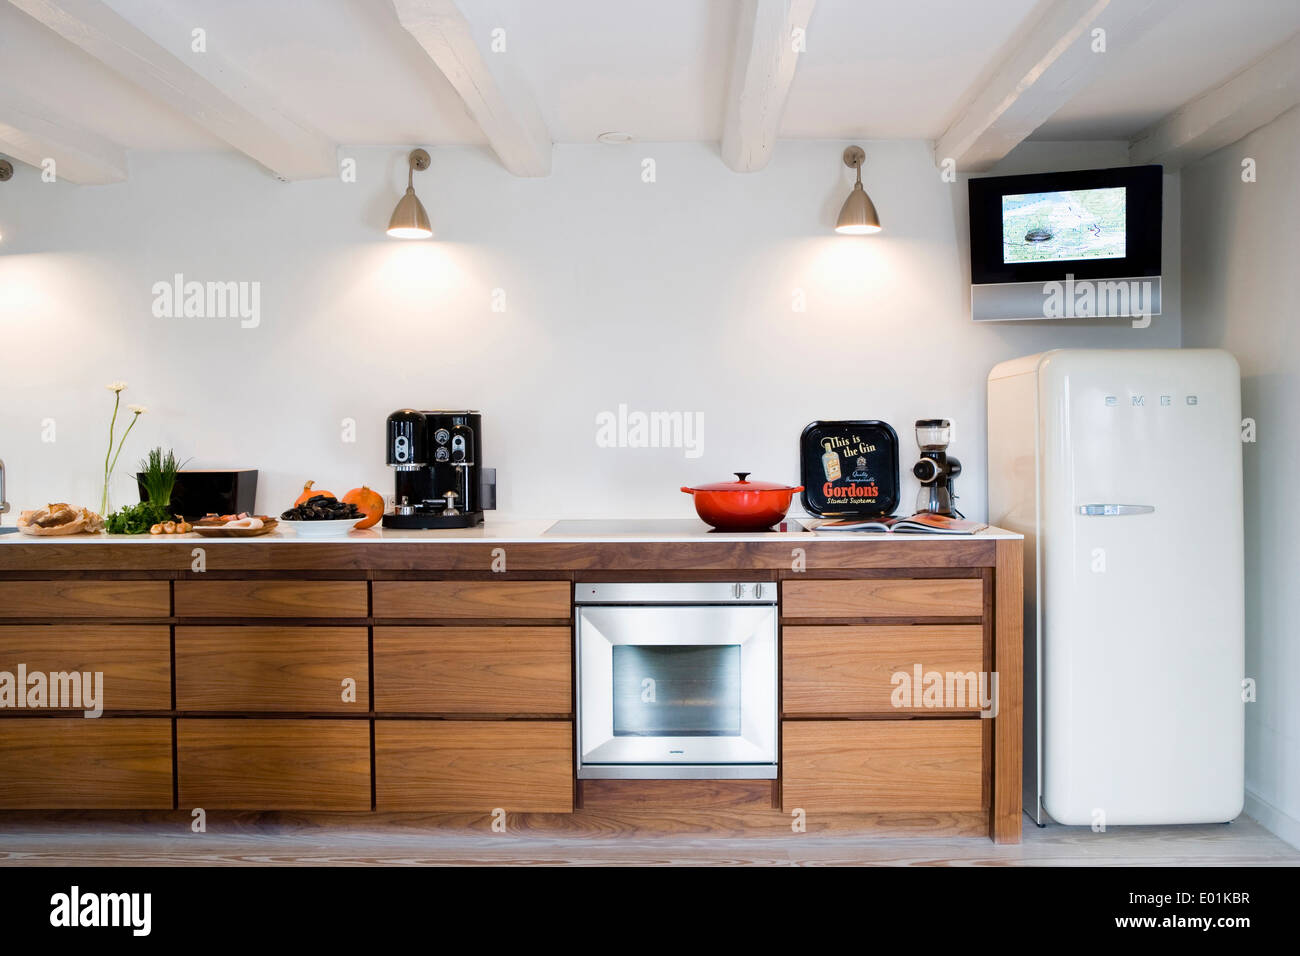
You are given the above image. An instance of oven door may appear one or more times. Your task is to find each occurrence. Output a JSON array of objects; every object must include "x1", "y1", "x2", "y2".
[{"x1": 577, "y1": 604, "x2": 777, "y2": 778}]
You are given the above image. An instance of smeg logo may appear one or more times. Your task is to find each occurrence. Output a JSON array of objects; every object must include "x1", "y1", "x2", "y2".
[{"x1": 1104, "y1": 394, "x2": 1199, "y2": 407}]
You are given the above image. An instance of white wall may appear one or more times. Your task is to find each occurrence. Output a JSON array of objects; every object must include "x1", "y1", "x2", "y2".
[
  {"x1": 1181, "y1": 106, "x2": 1300, "y2": 848},
  {"x1": 0, "y1": 140, "x2": 1178, "y2": 521}
]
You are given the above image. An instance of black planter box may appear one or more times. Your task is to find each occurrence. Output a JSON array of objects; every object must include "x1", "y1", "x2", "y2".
[{"x1": 137, "y1": 469, "x2": 258, "y2": 519}]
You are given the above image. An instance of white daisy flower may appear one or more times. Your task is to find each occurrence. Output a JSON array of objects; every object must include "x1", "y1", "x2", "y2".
[
  {"x1": 127, "y1": 404, "x2": 147, "y2": 414},
  {"x1": 106, "y1": 381, "x2": 127, "y2": 393}
]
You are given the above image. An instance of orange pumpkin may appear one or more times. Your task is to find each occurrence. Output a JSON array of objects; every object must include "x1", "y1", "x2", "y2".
[
  {"x1": 343, "y1": 485, "x2": 385, "y2": 529},
  {"x1": 294, "y1": 480, "x2": 335, "y2": 505}
]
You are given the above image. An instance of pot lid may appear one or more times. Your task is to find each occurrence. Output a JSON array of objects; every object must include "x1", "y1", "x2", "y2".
[{"x1": 686, "y1": 472, "x2": 799, "y2": 493}]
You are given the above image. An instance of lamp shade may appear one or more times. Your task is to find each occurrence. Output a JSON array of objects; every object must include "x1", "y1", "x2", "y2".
[
  {"x1": 387, "y1": 187, "x2": 432, "y2": 239},
  {"x1": 835, "y1": 182, "x2": 881, "y2": 235}
]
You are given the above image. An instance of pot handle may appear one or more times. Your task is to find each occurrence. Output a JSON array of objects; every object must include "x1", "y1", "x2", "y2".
[
  {"x1": 791, "y1": 485, "x2": 805, "y2": 493},
  {"x1": 680, "y1": 487, "x2": 694, "y2": 495},
  {"x1": 734, "y1": 472, "x2": 750, "y2": 482}
]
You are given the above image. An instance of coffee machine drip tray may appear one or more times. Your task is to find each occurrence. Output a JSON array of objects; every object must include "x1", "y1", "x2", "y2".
[{"x1": 382, "y1": 511, "x2": 483, "y2": 530}]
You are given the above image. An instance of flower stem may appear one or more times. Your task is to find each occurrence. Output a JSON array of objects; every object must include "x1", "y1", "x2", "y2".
[
  {"x1": 101, "y1": 392, "x2": 121, "y2": 515},
  {"x1": 107, "y1": 412, "x2": 141, "y2": 492}
]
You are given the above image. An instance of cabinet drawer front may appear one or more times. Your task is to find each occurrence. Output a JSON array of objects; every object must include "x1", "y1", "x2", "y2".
[
  {"x1": 177, "y1": 718, "x2": 371, "y2": 810},
  {"x1": 0, "y1": 625, "x2": 171, "y2": 711},
  {"x1": 0, "y1": 581, "x2": 169, "y2": 618},
  {"x1": 375, "y1": 720, "x2": 573, "y2": 812},
  {"x1": 0, "y1": 718, "x2": 173, "y2": 808},
  {"x1": 782, "y1": 578, "x2": 983, "y2": 618},
  {"x1": 174, "y1": 580, "x2": 367, "y2": 618},
  {"x1": 374, "y1": 627, "x2": 571, "y2": 714},
  {"x1": 782, "y1": 720, "x2": 983, "y2": 812},
  {"x1": 176, "y1": 627, "x2": 369, "y2": 712},
  {"x1": 783, "y1": 625, "x2": 985, "y2": 714},
  {"x1": 373, "y1": 581, "x2": 570, "y2": 619}
]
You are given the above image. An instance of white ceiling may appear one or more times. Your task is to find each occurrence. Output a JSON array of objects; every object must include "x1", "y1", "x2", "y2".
[
  {"x1": 1035, "y1": 0, "x2": 1300, "y2": 139},
  {"x1": 781, "y1": 0, "x2": 1044, "y2": 140},
  {"x1": 2, "y1": 0, "x2": 1298, "y2": 166}
]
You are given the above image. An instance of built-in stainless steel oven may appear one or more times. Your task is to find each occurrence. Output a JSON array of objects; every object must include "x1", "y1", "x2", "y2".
[{"x1": 576, "y1": 582, "x2": 777, "y2": 779}]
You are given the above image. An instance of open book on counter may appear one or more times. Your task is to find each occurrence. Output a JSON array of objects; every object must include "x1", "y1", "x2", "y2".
[{"x1": 808, "y1": 513, "x2": 988, "y2": 535}]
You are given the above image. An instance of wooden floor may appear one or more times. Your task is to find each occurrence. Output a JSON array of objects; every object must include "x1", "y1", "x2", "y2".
[{"x1": 0, "y1": 812, "x2": 1295, "y2": 866}]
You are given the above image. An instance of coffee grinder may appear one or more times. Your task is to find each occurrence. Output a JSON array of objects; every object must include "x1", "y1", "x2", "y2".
[
  {"x1": 382, "y1": 409, "x2": 495, "y2": 529},
  {"x1": 911, "y1": 419, "x2": 963, "y2": 517}
]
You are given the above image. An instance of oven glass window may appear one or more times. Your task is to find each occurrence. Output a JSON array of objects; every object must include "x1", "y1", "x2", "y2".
[{"x1": 611, "y1": 645, "x2": 741, "y2": 736}]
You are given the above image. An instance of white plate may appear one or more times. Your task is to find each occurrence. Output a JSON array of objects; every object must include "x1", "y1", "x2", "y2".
[{"x1": 280, "y1": 518, "x2": 358, "y2": 537}]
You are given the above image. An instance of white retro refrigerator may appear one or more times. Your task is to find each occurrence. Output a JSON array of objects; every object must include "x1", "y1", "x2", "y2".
[{"x1": 988, "y1": 349, "x2": 1244, "y2": 826}]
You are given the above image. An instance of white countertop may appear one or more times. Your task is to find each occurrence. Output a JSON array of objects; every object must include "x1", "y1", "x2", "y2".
[{"x1": 0, "y1": 516, "x2": 1020, "y2": 544}]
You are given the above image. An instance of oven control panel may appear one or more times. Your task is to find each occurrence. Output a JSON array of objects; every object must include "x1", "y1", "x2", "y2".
[{"x1": 575, "y1": 582, "x2": 776, "y2": 605}]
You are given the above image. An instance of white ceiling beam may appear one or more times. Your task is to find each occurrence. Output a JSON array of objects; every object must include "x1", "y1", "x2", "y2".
[
  {"x1": 391, "y1": 0, "x2": 551, "y2": 177},
  {"x1": 934, "y1": 0, "x2": 1170, "y2": 172},
  {"x1": 721, "y1": 0, "x2": 816, "y2": 173},
  {"x1": 1129, "y1": 31, "x2": 1300, "y2": 168},
  {"x1": 0, "y1": 86, "x2": 126, "y2": 184},
  {"x1": 6, "y1": 0, "x2": 336, "y2": 181}
]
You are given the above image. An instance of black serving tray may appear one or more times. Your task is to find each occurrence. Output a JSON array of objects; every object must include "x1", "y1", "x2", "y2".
[{"x1": 800, "y1": 420, "x2": 900, "y2": 517}]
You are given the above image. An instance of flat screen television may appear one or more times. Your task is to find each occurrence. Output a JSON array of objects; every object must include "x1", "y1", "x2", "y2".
[{"x1": 968, "y1": 164, "x2": 1162, "y2": 284}]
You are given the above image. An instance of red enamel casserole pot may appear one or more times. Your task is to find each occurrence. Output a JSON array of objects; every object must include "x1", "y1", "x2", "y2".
[{"x1": 681, "y1": 472, "x2": 804, "y2": 532}]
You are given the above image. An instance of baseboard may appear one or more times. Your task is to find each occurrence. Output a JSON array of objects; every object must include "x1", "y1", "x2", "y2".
[{"x1": 1244, "y1": 789, "x2": 1300, "y2": 850}]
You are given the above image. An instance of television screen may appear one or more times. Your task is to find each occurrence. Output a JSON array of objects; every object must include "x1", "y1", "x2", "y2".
[
  {"x1": 968, "y1": 165, "x2": 1161, "y2": 284},
  {"x1": 1001, "y1": 186, "x2": 1126, "y2": 264}
]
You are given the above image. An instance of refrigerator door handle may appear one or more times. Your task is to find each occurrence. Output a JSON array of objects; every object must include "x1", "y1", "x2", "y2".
[{"x1": 1077, "y1": 504, "x2": 1156, "y2": 516}]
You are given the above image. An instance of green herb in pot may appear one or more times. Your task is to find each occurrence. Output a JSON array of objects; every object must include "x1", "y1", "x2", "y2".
[
  {"x1": 105, "y1": 447, "x2": 191, "y2": 534},
  {"x1": 138, "y1": 447, "x2": 189, "y2": 509}
]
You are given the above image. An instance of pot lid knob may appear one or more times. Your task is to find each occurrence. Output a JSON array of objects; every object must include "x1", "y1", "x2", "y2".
[{"x1": 734, "y1": 472, "x2": 750, "y2": 482}]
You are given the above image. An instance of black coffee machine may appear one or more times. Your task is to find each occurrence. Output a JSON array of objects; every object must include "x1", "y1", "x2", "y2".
[{"x1": 382, "y1": 410, "x2": 494, "y2": 529}]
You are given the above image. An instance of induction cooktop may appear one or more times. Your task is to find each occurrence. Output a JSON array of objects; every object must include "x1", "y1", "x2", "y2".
[{"x1": 543, "y1": 518, "x2": 808, "y2": 535}]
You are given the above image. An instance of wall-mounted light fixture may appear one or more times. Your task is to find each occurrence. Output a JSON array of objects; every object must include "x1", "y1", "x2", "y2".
[
  {"x1": 0, "y1": 159, "x2": 12, "y2": 242},
  {"x1": 834, "y1": 146, "x2": 881, "y2": 235},
  {"x1": 387, "y1": 149, "x2": 432, "y2": 239}
]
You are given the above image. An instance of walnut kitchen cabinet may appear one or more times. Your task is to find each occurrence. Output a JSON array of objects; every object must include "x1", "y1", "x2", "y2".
[
  {"x1": 373, "y1": 626, "x2": 571, "y2": 714},
  {"x1": 177, "y1": 718, "x2": 371, "y2": 810},
  {"x1": 0, "y1": 718, "x2": 173, "y2": 809},
  {"x1": 0, "y1": 531, "x2": 1021, "y2": 843},
  {"x1": 780, "y1": 576, "x2": 993, "y2": 819},
  {"x1": 375, "y1": 720, "x2": 573, "y2": 812}
]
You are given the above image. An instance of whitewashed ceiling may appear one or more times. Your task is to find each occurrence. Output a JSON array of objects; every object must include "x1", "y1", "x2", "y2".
[{"x1": 1, "y1": 0, "x2": 1298, "y2": 183}]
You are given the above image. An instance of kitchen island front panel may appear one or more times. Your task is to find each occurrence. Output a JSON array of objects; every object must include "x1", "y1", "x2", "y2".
[
  {"x1": 783, "y1": 624, "x2": 986, "y2": 715},
  {"x1": 0, "y1": 579, "x2": 170, "y2": 617},
  {"x1": 375, "y1": 720, "x2": 574, "y2": 813},
  {"x1": 0, "y1": 530, "x2": 1007, "y2": 573},
  {"x1": 177, "y1": 718, "x2": 372, "y2": 810},
  {"x1": 175, "y1": 626, "x2": 370, "y2": 712},
  {"x1": 0, "y1": 718, "x2": 173, "y2": 809},
  {"x1": 0, "y1": 625, "x2": 171, "y2": 711},
  {"x1": 0, "y1": 528, "x2": 1022, "y2": 842},
  {"x1": 374, "y1": 626, "x2": 571, "y2": 714},
  {"x1": 782, "y1": 577, "x2": 985, "y2": 619},
  {"x1": 372, "y1": 579, "x2": 571, "y2": 619},
  {"x1": 782, "y1": 720, "x2": 985, "y2": 812},
  {"x1": 174, "y1": 579, "x2": 368, "y2": 618}
]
